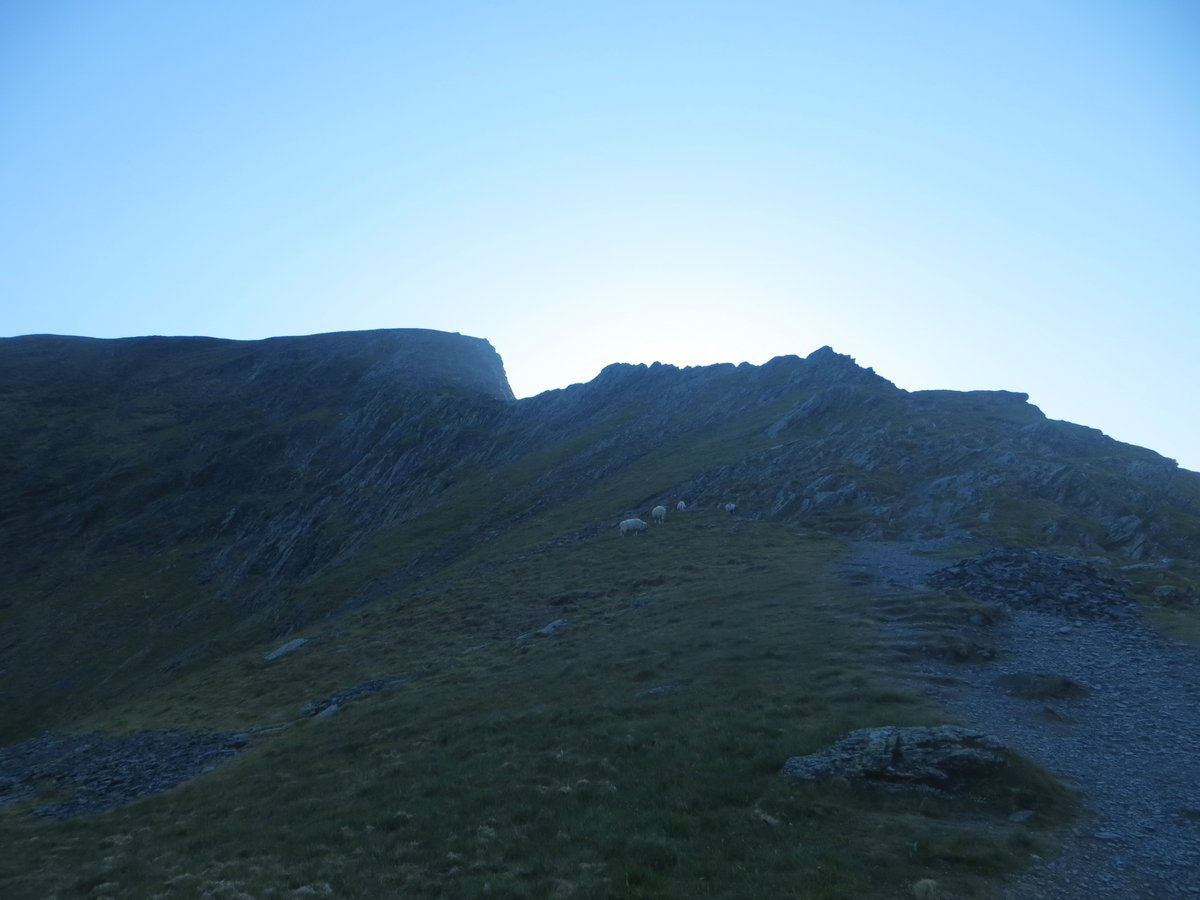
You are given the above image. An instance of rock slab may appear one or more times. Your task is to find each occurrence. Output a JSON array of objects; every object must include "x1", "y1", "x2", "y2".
[{"x1": 780, "y1": 725, "x2": 1008, "y2": 793}]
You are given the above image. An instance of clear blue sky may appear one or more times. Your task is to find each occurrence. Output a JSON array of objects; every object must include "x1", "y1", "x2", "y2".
[{"x1": 2, "y1": 1, "x2": 1197, "y2": 469}]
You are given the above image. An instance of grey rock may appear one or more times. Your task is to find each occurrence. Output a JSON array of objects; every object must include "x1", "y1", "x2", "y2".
[
  {"x1": 780, "y1": 725, "x2": 1008, "y2": 793},
  {"x1": 264, "y1": 637, "x2": 308, "y2": 661}
]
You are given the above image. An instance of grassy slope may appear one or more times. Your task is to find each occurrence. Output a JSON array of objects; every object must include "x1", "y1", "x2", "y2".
[{"x1": 0, "y1": 511, "x2": 1074, "y2": 899}]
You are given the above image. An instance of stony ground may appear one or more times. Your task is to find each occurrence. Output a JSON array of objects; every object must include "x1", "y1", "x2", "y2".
[
  {"x1": 848, "y1": 540, "x2": 1200, "y2": 900},
  {"x1": 0, "y1": 730, "x2": 249, "y2": 818},
  {"x1": 0, "y1": 671, "x2": 415, "y2": 821}
]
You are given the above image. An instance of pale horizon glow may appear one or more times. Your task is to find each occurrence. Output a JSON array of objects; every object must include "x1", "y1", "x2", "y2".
[{"x1": 2, "y1": 1, "x2": 1197, "y2": 470}]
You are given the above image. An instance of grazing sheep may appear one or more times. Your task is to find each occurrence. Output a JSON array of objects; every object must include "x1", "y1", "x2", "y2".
[
  {"x1": 676, "y1": 500, "x2": 686, "y2": 511},
  {"x1": 652, "y1": 505, "x2": 667, "y2": 524},
  {"x1": 619, "y1": 517, "x2": 649, "y2": 536},
  {"x1": 723, "y1": 502, "x2": 737, "y2": 514}
]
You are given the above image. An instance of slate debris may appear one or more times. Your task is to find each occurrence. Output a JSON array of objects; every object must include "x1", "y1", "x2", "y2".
[
  {"x1": 929, "y1": 548, "x2": 1137, "y2": 621},
  {"x1": 0, "y1": 730, "x2": 249, "y2": 819}
]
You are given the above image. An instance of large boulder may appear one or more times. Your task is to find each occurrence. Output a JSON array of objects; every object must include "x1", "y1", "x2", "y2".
[{"x1": 780, "y1": 725, "x2": 1008, "y2": 793}]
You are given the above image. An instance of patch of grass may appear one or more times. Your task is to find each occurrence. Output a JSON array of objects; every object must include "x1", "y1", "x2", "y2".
[
  {"x1": 974, "y1": 497, "x2": 1077, "y2": 549},
  {"x1": 1144, "y1": 606, "x2": 1200, "y2": 649},
  {"x1": 1109, "y1": 558, "x2": 1200, "y2": 646}
]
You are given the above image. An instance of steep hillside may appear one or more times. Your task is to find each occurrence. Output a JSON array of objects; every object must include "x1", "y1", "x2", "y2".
[
  {"x1": 2, "y1": 328, "x2": 1199, "y2": 898},
  {"x1": 0, "y1": 330, "x2": 514, "y2": 738}
]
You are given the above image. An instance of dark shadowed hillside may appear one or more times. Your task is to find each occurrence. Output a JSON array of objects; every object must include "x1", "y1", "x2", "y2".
[
  {"x1": 2, "y1": 329, "x2": 1199, "y2": 899},
  {"x1": 0, "y1": 330, "x2": 513, "y2": 736}
]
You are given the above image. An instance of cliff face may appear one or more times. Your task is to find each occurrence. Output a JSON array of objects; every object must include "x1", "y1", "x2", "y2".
[{"x1": 2, "y1": 330, "x2": 1198, "y2": 740}]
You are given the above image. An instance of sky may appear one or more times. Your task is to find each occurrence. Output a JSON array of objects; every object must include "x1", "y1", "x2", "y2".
[{"x1": 2, "y1": 1, "x2": 1197, "y2": 470}]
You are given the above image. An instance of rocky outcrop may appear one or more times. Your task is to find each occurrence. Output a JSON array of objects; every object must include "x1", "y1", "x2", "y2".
[
  {"x1": 779, "y1": 725, "x2": 1009, "y2": 793},
  {"x1": 655, "y1": 371, "x2": 1199, "y2": 562}
]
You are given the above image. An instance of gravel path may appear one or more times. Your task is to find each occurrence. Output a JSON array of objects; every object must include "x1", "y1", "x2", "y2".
[{"x1": 846, "y1": 540, "x2": 1200, "y2": 900}]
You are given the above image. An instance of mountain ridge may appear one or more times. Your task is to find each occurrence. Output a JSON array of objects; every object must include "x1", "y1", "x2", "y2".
[
  {"x1": 3, "y1": 329, "x2": 1197, "y2": 733},
  {"x1": 3, "y1": 326, "x2": 1200, "y2": 898}
]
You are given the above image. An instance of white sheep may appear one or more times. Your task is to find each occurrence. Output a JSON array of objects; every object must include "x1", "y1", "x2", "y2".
[
  {"x1": 676, "y1": 500, "x2": 686, "y2": 511},
  {"x1": 651, "y1": 505, "x2": 667, "y2": 524},
  {"x1": 723, "y1": 502, "x2": 737, "y2": 514},
  {"x1": 619, "y1": 517, "x2": 649, "y2": 536}
]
